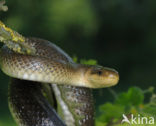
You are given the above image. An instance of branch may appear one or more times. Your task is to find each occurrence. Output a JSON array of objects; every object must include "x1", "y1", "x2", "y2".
[
  {"x1": 0, "y1": 21, "x2": 25, "y2": 43},
  {"x1": 0, "y1": 21, "x2": 36, "y2": 55},
  {"x1": 0, "y1": 1, "x2": 36, "y2": 55}
]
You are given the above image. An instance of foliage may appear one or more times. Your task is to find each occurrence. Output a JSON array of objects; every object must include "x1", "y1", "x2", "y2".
[
  {"x1": 96, "y1": 86, "x2": 156, "y2": 126},
  {"x1": 73, "y1": 55, "x2": 98, "y2": 65}
]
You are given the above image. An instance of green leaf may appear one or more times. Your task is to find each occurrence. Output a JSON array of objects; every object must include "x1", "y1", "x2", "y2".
[
  {"x1": 80, "y1": 59, "x2": 97, "y2": 65},
  {"x1": 115, "y1": 87, "x2": 144, "y2": 106},
  {"x1": 142, "y1": 104, "x2": 156, "y2": 118},
  {"x1": 95, "y1": 120, "x2": 107, "y2": 126},
  {"x1": 97, "y1": 103, "x2": 124, "y2": 123},
  {"x1": 72, "y1": 55, "x2": 78, "y2": 63},
  {"x1": 96, "y1": 86, "x2": 155, "y2": 125}
]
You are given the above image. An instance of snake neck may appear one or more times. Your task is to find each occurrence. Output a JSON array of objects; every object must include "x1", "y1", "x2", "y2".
[{"x1": 68, "y1": 64, "x2": 89, "y2": 87}]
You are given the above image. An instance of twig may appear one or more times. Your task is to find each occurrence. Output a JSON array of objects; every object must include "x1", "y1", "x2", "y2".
[{"x1": 0, "y1": 21, "x2": 36, "y2": 55}]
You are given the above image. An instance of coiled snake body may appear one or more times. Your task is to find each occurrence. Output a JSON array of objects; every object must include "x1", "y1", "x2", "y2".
[{"x1": 0, "y1": 22, "x2": 119, "y2": 126}]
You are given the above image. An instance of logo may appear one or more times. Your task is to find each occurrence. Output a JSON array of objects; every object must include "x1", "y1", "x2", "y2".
[{"x1": 121, "y1": 114, "x2": 155, "y2": 125}]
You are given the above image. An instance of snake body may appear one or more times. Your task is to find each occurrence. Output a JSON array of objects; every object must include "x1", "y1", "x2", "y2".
[
  {"x1": 0, "y1": 22, "x2": 119, "y2": 126},
  {"x1": 9, "y1": 78, "x2": 66, "y2": 126}
]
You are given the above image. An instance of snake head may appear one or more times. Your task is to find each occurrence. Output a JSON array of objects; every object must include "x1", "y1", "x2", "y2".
[{"x1": 85, "y1": 66, "x2": 119, "y2": 88}]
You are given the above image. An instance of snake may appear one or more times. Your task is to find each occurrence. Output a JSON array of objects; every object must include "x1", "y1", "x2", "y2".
[{"x1": 0, "y1": 21, "x2": 119, "y2": 126}]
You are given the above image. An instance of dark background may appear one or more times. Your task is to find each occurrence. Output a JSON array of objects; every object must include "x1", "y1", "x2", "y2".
[{"x1": 0, "y1": 0, "x2": 156, "y2": 125}]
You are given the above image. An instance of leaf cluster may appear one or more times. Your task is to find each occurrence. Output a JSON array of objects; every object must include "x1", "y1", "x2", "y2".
[{"x1": 96, "y1": 87, "x2": 156, "y2": 126}]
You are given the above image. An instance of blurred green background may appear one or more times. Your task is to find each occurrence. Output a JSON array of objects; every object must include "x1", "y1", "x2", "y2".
[{"x1": 0, "y1": 0, "x2": 156, "y2": 125}]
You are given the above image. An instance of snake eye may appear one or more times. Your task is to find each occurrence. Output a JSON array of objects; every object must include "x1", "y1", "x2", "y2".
[{"x1": 90, "y1": 69, "x2": 103, "y2": 76}]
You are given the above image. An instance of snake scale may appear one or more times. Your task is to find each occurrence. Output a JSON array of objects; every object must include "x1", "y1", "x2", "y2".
[{"x1": 0, "y1": 21, "x2": 119, "y2": 126}]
